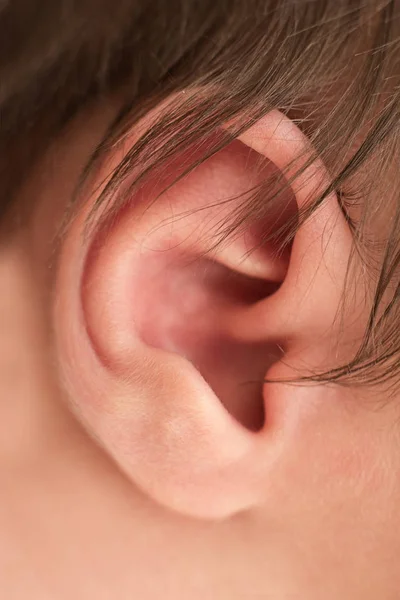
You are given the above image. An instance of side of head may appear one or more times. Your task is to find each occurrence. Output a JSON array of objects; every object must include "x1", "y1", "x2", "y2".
[{"x1": 1, "y1": 1, "x2": 400, "y2": 598}]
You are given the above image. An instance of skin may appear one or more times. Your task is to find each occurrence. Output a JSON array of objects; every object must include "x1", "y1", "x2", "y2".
[{"x1": 1, "y1": 98, "x2": 400, "y2": 600}]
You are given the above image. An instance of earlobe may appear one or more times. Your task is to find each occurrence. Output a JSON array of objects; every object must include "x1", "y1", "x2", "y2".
[{"x1": 54, "y1": 108, "x2": 359, "y2": 520}]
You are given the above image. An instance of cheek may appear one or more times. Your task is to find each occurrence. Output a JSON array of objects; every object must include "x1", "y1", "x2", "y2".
[{"x1": 266, "y1": 386, "x2": 400, "y2": 529}]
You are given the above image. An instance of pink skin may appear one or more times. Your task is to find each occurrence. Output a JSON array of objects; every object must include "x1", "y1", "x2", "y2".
[{"x1": 1, "y1": 101, "x2": 400, "y2": 598}]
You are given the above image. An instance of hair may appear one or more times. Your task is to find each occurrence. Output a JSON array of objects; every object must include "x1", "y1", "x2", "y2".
[{"x1": 1, "y1": 0, "x2": 400, "y2": 390}]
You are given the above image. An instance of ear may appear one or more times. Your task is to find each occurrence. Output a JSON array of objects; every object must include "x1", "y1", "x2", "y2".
[{"x1": 54, "y1": 108, "x2": 362, "y2": 520}]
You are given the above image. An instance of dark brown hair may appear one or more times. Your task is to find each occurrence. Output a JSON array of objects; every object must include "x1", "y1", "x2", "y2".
[{"x1": 1, "y1": 0, "x2": 400, "y2": 388}]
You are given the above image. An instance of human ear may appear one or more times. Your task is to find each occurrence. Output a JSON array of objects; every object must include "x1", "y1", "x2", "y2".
[{"x1": 54, "y1": 108, "x2": 361, "y2": 520}]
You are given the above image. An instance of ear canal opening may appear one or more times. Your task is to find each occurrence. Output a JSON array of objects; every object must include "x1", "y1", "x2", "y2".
[
  {"x1": 136, "y1": 251, "x2": 285, "y2": 432},
  {"x1": 194, "y1": 331, "x2": 284, "y2": 433}
]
